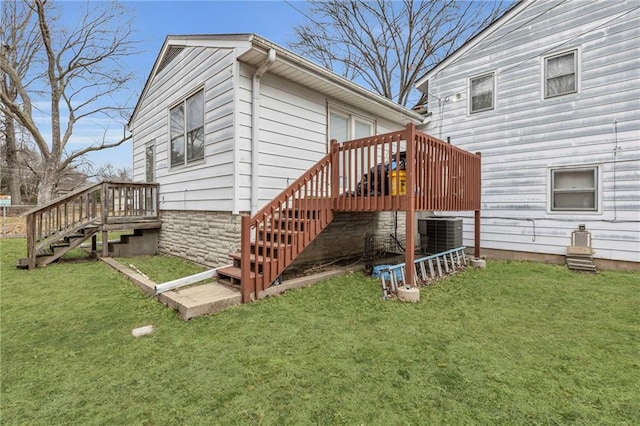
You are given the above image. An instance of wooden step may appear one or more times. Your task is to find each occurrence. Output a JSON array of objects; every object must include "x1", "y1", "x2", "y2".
[
  {"x1": 229, "y1": 252, "x2": 266, "y2": 267},
  {"x1": 270, "y1": 217, "x2": 309, "y2": 231},
  {"x1": 257, "y1": 228, "x2": 300, "y2": 244},
  {"x1": 252, "y1": 240, "x2": 286, "y2": 258},
  {"x1": 216, "y1": 266, "x2": 255, "y2": 287}
]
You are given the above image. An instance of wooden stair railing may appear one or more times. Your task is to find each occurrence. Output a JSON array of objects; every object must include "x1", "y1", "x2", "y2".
[
  {"x1": 20, "y1": 181, "x2": 160, "y2": 269},
  {"x1": 219, "y1": 124, "x2": 481, "y2": 302},
  {"x1": 217, "y1": 153, "x2": 334, "y2": 302}
]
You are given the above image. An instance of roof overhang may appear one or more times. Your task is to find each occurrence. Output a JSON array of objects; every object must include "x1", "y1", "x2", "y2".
[{"x1": 129, "y1": 34, "x2": 424, "y2": 128}]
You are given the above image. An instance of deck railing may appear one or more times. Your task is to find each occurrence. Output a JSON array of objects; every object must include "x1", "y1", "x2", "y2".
[
  {"x1": 241, "y1": 153, "x2": 333, "y2": 302},
  {"x1": 24, "y1": 181, "x2": 159, "y2": 269},
  {"x1": 240, "y1": 123, "x2": 481, "y2": 299},
  {"x1": 332, "y1": 124, "x2": 481, "y2": 213}
]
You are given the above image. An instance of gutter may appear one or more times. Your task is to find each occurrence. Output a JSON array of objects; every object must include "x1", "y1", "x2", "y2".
[
  {"x1": 249, "y1": 35, "x2": 424, "y2": 125},
  {"x1": 251, "y1": 48, "x2": 276, "y2": 214}
]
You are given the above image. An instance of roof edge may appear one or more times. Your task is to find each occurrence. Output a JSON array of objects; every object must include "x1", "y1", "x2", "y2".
[{"x1": 415, "y1": 0, "x2": 530, "y2": 92}]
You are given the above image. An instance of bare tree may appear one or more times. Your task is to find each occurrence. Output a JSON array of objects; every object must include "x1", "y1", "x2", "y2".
[
  {"x1": 0, "y1": 1, "x2": 41, "y2": 204},
  {"x1": 92, "y1": 163, "x2": 132, "y2": 182},
  {"x1": 0, "y1": 0, "x2": 135, "y2": 204},
  {"x1": 292, "y1": 0, "x2": 511, "y2": 107},
  {"x1": 0, "y1": 120, "x2": 42, "y2": 204}
]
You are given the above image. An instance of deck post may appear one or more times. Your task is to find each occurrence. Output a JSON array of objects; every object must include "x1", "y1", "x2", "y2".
[
  {"x1": 404, "y1": 124, "x2": 416, "y2": 287},
  {"x1": 240, "y1": 214, "x2": 252, "y2": 303},
  {"x1": 474, "y1": 152, "x2": 482, "y2": 258},
  {"x1": 26, "y1": 214, "x2": 36, "y2": 269},
  {"x1": 330, "y1": 140, "x2": 339, "y2": 205},
  {"x1": 101, "y1": 182, "x2": 109, "y2": 257}
]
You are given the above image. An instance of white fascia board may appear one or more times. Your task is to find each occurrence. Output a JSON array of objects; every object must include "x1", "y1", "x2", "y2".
[
  {"x1": 165, "y1": 35, "x2": 253, "y2": 50},
  {"x1": 249, "y1": 35, "x2": 425, "y2": 124},
  {"x1": 414, "y1": 0, "x2": 532, "y2": 93}
]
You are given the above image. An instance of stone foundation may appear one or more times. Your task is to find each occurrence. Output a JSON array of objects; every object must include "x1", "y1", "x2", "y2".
[
  {"x1": 158, "y1": 210, "x2": 241, "y2": 267},
  {"x1": 291, "y1": 211, "x2": 406, "y2": 267},
  {"x1": 157, "y1": 210, "x2": 410, "y2": 268}
]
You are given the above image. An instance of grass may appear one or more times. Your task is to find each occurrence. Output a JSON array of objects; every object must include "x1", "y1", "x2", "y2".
[
  {"x1": 1, "y1": 238, "x2": 639, "y2": 425},
  {"x1": 117, "y1": 254, "x2": 210, "y2": 283}
]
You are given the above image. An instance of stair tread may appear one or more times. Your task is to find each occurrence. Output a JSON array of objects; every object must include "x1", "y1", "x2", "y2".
[
  {"x1": 217, "y1": 266, "x2": 256, "y2": 279},
  {"x1": 229, "y1": 252, "x2": 271, "y2": 263},
  {"x1": 259, "y1": 228, "x2": 299, "y2": 235},
  {"x1": 253, "y1": 240, "x2": 287, "y2": 247}
]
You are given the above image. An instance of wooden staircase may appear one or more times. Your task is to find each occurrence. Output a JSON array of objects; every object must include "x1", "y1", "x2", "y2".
[
  {"x1": 25, "y1": 224, "x2": 100, "y2": 268},
  {"x1": 19, "y1": 181, "x2": 160, "y2": 269},
  {"x1": 217, "y1": 153, "x2": 334, "y2": 302},
  {"x1": 218, "y1": 124, "x2": 482, "y2": 303},
  {"x1": 217, "y1": 203, "x2": 331, "y2": 289}
]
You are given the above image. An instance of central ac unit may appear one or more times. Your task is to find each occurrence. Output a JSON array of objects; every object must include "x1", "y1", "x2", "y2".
[{"x1": 418, "y1": 217, "x2": 463, "y2": 254}]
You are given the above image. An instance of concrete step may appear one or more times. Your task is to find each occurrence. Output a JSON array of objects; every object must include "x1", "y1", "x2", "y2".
[{"x1": 157, "y1": 282, "x2": 241, "y2": 320}]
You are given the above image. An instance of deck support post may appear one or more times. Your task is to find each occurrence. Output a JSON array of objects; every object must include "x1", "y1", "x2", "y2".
[
  {"x1": 101, "y1": 182, "x2": 109, "y2": 257},
  {"x1": 474, "y1": 152, "x2": 482, "y2": 259},
  {"x1": 27, "y1": 214, "x2": 36, "y2": 269},
  {"x1": 404, "y1": 124, "x2": 416, "y2": 287},
  {"x1": 240, "y1": 214, "x2": 252, "y2": 303}
]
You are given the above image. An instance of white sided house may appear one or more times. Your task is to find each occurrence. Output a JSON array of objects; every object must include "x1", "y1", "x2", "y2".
[
  {"x1": 128, "y1": 34, "x2": 426, "y2": 268},
  {"x1": 415, "y1": 0, "x2": 640, "y2": 270}
]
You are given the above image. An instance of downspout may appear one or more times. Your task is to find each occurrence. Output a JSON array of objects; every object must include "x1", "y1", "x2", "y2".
[{"x1": 251, "y1": 49, "x2": 276, "y2": 214}]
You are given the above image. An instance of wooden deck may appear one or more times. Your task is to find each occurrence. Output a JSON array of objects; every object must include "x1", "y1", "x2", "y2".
[
  {"x1": 20, "y1": 181, "x2": 160, "y2": 269},
  {"x1": 217, "y1": 124, "x2": 482, "y2": 302}
]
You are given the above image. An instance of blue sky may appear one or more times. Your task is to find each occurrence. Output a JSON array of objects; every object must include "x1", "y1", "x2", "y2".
[{"x1": 56, "y1": 0, "x2": 310, "y2": 171}]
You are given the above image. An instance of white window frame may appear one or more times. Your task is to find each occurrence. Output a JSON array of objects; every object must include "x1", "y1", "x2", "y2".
[
  {"x1": 328, "y1": 106, "x2": 376, "y2": 147},
  {"x1": 542, "y1": 48, "x2": 579, "y2": 99},
  {"x1": 169, "y1": 88, "x2": 205, "y2": 169},
  {"x1": 548, "y1": 165, "x2": 601, "y2": 214},
  {"x1": 468, "y1": 71, "x2": 495, "y2": 114}
]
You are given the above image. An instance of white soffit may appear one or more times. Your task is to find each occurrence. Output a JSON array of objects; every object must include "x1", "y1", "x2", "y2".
[{"x1": 239, "y1": 36, "x2": 424, "y2": 126}]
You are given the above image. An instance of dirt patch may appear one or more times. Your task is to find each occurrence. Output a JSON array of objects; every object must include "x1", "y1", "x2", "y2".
[{"x1": 1, "y1": 216, "x2": 27, "y2": 237}]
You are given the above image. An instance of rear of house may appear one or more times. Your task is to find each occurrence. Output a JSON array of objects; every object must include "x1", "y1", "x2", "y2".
[
  {"x1": 415, "y1": 0, "x2": 640, "y2": 269},
  {"x1": 128, "y1": 34, "x2": 424, "y2": 267}
]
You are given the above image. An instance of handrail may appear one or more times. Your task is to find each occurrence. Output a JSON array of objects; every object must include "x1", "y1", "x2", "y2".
[
  {"x1": 239, "y1": 124, "x2": 481, "y2": 299},
  {"x1": 332, "y1": 126, "x2": 481, "y2": 212},
  {"x1": 24, "y1": 180, "x2": 160, "y2": 269},
  {"x1": 241, "y1": 153, "x2": 334, "y2": 302}
]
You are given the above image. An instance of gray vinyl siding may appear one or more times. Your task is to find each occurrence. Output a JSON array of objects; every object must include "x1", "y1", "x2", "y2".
[
  {"x1": 131, "y1": 46, "x2": 237, "y2": 211},
  {"x1": 236, "y1": 63, "x2": 404, "y2": 212},
  {"x1": 425, "y1": 0, "x2": 640, "y2": 262}
]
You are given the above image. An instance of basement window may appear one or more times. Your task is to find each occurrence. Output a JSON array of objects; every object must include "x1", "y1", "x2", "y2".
[
  {"x1": 550, "y1": 166, "x2": 598, "y2": 212},
  {"x1": 170, "y1": 90, "x2": 204, "y2": 168}
]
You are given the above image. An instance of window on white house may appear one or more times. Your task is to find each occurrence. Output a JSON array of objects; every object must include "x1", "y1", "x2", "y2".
[
  {"x1": 329, "y1": 109, "x2": 375, "y2": 192},
  {"x1": 544, "y1": 50, "x2": 577, "y2": 98},
  {"x1": 145, "y1": 143, "x2": 155, "y2": 182},
  {"x1": 170, "y1": 90, "x2": 204, "y2": 167},
  {"x1": 329, "y1": 109, "x2": 374, "y2": 143},
  {"x1": 551, "y1": 166, "x2": 598, "y2": 211},
  {"x1": 470, "y1": 73, "x2": 494, "y2": 113}
]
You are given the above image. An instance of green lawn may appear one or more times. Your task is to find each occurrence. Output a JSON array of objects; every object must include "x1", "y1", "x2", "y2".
[{"x1": 1, "y1": 238, "x2": 639, "y2": 425}]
